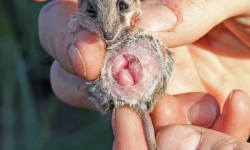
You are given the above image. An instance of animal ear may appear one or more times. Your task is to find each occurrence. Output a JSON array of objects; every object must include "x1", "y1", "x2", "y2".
[
  {"x1": 138, "y1": 0, "x2": 141, "y2": 5},
  {"x1": 78, "y1": 0, "x2": 84, "y2": 5}
]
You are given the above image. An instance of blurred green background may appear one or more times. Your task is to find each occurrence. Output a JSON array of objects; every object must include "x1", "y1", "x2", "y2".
[{"x1": 0, "y1": 0, "x2": 113, "y2": 150}]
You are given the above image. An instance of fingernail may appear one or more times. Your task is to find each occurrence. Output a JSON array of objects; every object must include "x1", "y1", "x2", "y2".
[
  {"x1": 67, "y1": 44, "x2": 86, "y2": 77},
  {"x1": 229, "y1": 89, "x2": 235, "y2": 100},
  {"x1": 140, "y1": 4, "x2": 177, "y2": 32},
  {"x1": 157, "y1": 125, "x2": 201, "y2": 150},
  {"x1": 187, "y1": 100, "x2": 217, "y2": 128},
  {"x1": 112, "y1": 108, "x2": 116, "y2": 136}
]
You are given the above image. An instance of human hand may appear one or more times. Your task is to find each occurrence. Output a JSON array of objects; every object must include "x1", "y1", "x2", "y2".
[
  {"x1": 38, "y1": 0, "x2": 250, "y2": 148},
  {"x1": 155, "y1": 125, "x2": 250, "y2": 150},
  {"x1": 112, "y1": 90, "x2": 250, "y2": 149},
  {"x1": 39, "y1": 0, "x2": 250, "y2": 109}
]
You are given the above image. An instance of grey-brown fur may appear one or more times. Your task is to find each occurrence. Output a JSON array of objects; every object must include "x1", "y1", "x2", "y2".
[
  {"x1": 88, "y1": 32, "x2": 173, "y2": 115},
  {"x1": 87, "y1": 31, "x2": 173, "y2": 150},
  {"x1": 68, "y1": 1, "x2": 174, "y2": 150},
  {"x1": 69, "y1": 0, "x2": 141, "y2": 44}
]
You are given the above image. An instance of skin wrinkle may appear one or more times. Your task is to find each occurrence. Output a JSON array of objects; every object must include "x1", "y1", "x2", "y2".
[
  {"x1": 196, "y1": 28, "x2": 250, "y2": 92},
  {"x1": 185, "y1": 47, "x2": 205, "y2": 91},
  {"x1": 234, "y1": 143, "x2": 250, "y2": 150},
  {"x1": 210, "y1": 140, "x2": 240, "y2": 150},
  {"x1": 187, "y1": 23, "x2": 250, "y2": 104},
  {"x1": 207, "y1": 25, "x2": 250, "y2": 55},
  {"x1": 199, "y1": 66, "x2": 227, "y2": 106},
  {"x1": 213, "y1": 43, "x2": 249, "y2": 98},
  {"x1": 208, "y1": 38, "x2": 232, "y2": 84},
  {"x1": 41, "y1": 0, "x2": 250, "y2": 108},
  {"x1": 223, "y1": 18, "x2": 250, "y2": 48},
  {"x1": 39, "y1": 0, "x2": 250, "y2": 148},
  {"x1": 187, "y1": 43, "x2": 215, "y2": 96},
  {"x1": 167, "y1": 46, "x2": 206, "y2": 95},
  {"x1": 185, "y1": 0, "x2": 207, "y2": 12}
]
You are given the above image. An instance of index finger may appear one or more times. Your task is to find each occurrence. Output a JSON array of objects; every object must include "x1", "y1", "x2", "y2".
[{"x1": 112, "y1": 107, "x2": 148, "y2": 150}]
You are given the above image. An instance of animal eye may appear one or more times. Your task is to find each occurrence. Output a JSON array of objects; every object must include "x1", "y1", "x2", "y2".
[
  {"x1": 118, "y1": 1, "x2": 129, "y2": 12},
  {"x1": 87, "y1": 4, "x2": 97, "y2": 17}
]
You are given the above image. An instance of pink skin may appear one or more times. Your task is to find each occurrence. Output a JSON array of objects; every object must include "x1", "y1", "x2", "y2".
[
  {"x1": 112, "y1": 54, "x2": 143, "y2": 86},
  {"x1": 39, "y1": 0, "x2": 250, "y2": 149},
  {"x1": 113, "y1": 90, "x2": 250, "y2": 149},
  {"x1": 112, "y1": 10, "x2": 145, "y2": 88},
  {"x1": 104, "y1": 38, "x2": 160, "y2": 100},
  {"x1": 118, "y1": 69, "x2": 134, "y2": 86}
]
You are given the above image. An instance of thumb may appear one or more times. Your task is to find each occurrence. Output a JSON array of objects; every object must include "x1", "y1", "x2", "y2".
[
  {"x1": 156, "y1": 124, "x2": 250, "y2": 149},
  {"x1": 140, "y1": 0, "x2": 250, "y2": 47}
]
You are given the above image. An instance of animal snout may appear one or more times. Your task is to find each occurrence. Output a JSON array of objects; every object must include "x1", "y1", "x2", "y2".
[{"x1": 104, "y1": 32, "x2": 114, "y2": 40}]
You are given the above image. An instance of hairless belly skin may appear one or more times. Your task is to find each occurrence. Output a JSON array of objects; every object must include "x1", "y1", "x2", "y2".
[{"x1": 87, "y1": 31, "x2": 173, "y2": 150}]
